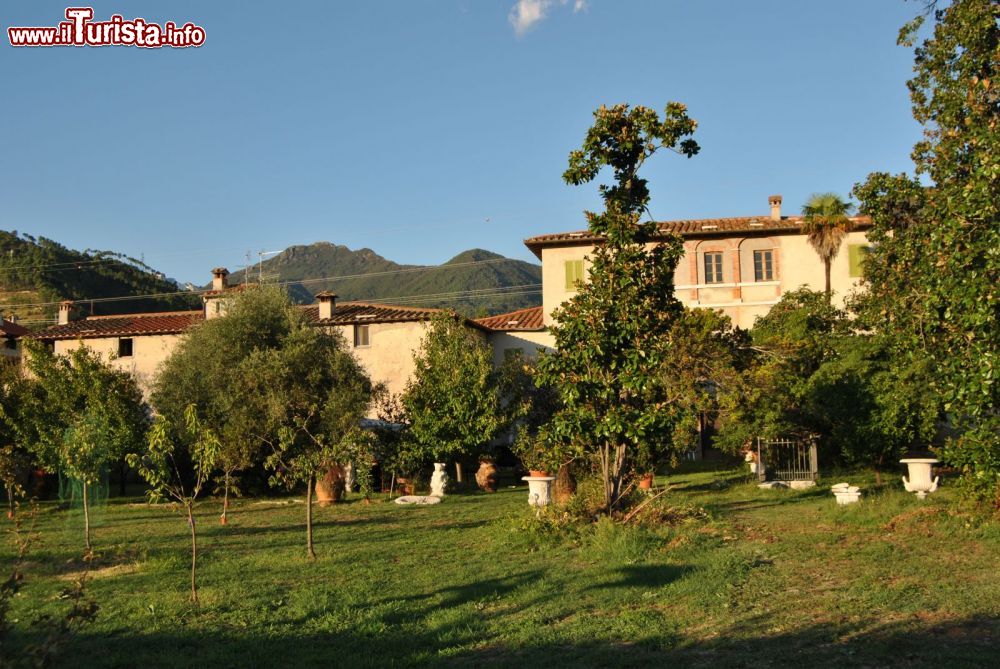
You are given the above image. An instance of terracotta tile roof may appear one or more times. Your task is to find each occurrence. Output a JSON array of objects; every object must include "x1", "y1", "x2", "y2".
[
  {"x1": 523, "y1": 215, "x2": 872, "y2": 258},
  {"x1": 31, "y1": 311, "x2": 204, "y2": 340},
  {"x1": 301, "y1": 301, "x2": 489, "y2": 330},
  {"x1": 474, "y1": 306, "x2": 545, "y2": 332},
  {"x1": 1, "y1": 319, "x2": 29, "y2": 338}
]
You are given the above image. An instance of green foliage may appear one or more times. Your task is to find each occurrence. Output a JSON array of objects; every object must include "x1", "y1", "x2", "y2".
[
  {"x1": 20, "y1": 341, "x2": 148, "y2": 551},
  {"x1": 537, "y1": 102, "x2": 700, "y2": 512},
  {"x1": 499, "y1": 353, "x2": 561, "y2": 472},
  {"x1": 852, "y1": 0, "x2": 1000, "y2": 505},
  {"x1": 402, "y1": 313, "x2": 503, "y2": 463},
  {"x1": 0, "y1": 364, "x2": 33, "y2": 515},
  {"x1": 152, "y1": 285, "x2": 303, "y2": 512}
]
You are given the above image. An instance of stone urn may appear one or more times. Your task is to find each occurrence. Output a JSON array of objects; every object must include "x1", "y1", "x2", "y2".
[
  {"x1": 475, "y1": 460, "x2": 499, "y2": 493},
  {"x1": 522, "y1": 475, "x2": 556, "y2": 507},
  {"x1": 901, "y1": 458, "x2": 940, "y2": 500},
  {"x1": 430, "y1": 462, "x2": 449, "y2": 497},
  {"x1": 315, "y1": 465, "x2": 345, "y2": 506},
  {"x1": 831, "y1": 482, "x2": 862, "y2": 505}
]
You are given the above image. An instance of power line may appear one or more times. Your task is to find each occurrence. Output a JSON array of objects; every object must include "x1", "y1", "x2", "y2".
[{"x1": 0, "y1": 257, "x2": 538, "y2": 310}]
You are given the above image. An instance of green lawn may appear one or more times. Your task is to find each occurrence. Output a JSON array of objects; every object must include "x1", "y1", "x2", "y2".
[{"x1": 6, "y1": 466, "x2": 999, "y2": 668}]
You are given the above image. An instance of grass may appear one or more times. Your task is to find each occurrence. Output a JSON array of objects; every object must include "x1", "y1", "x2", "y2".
[{"x1": 5, "y1": 465, "x2": 999, "y2": 668}]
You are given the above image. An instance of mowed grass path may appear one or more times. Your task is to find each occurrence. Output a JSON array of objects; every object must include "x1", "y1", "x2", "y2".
[{"x1": 7, "y1": 467, "x2": 999, "y2": 668}]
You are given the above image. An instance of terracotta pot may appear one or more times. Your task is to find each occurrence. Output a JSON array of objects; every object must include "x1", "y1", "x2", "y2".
[
  {"x1": 315, "y1": 465, "x2": 346, "y2": 506},
  {"x1": 395, "y1": 477, "x2": 415, "y2": 496},
  {"x1": 528, "y1": 470, "x2": 550, "y2": 478},
  {"x1": 475, "y1": 461, "x2": 499, "y2": 493},
  {"x1": 638, "y1": 472, "x2": 655, "y2": 490},
  {"x1": 553, "y1": 464, "x2": 576, "y2": 504}
]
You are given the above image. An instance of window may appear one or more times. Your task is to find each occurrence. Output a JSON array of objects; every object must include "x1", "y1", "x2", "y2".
[
  {"x1": 353, "y1": 324, "x2": 370, "y2": 348},
  {"x1": 703, "y1": 252, "x2": 724, "y2": 284},
  {"x1": 848, "y1": 244, "x2": 870, "y2": 278},
  {"x1": 118, "y1": 338, "x2": 133, "y2": 358},
  {"x1": 753, "y1": 249, "x2": 775, "y2": 281},
  {"x1": 564, "y1": 259, "x2": 585, "y2": 290}
]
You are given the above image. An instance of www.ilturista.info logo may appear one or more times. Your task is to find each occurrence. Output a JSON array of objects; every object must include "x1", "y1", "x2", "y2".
[{"x1": 8, "y1": 7, "x2": 205, "y2": 48}]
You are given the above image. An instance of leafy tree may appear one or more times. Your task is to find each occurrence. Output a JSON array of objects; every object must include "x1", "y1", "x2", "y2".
[
  {"x1": 152, "y1": 285, "x2": 294, "y2": 523},
  {"x1": 21, "y1": 341, "x2": 148, "y2": 553},
  {"x1": 852, "y1": 0, "x2": 999, "y2": 504},
  {"x1": 800, "y1": 192, "x2": 855, "y2": 300},
  {"x1": 535, "y1": 103, "x2": 699, "y2": 512},
  {"x1": 716, "y1": 289, "x2": 847, "y2": 453},
  {"x1": 0, "y1": 364, "x2": 33, "y2": 519},
  {"x1": 402, "y1": 313, "x2": 503, "y2": 466},
  {"x1": 128, "y1": 406, "x2": 220, "y2": 603},
  {"x1": 245, "y1": 321, "x2": 373, "y2": 560}
]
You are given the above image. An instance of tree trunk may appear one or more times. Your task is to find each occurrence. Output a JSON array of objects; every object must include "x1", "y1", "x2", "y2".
[
  {"x1": 6, "y1": 488, "x2": 14, "y2": 520},
  {"x1": 118, "y1": 461, "x2": 127, "y2": 497},
  {"x1": 306, "y1": 474, "x2": 316, "y2": 561},
  {"x1": 82, "y1": 481, "x2": 91, "y2": 554},
  {"x1": 874, "y1": 467, "x2": 883, "y2": 486},
  {"x1": 454, "y1": 462, "x2": 464, "y2": 485},
  {"x1": 824, "y1": 260, "x2": 832, "y2": 301},
  {"x1": 220, "y1": 471, "x2": 230, "y2": 525},
  {"x1": 186, "y1": 502, "x2": 199, "y2": 604}
]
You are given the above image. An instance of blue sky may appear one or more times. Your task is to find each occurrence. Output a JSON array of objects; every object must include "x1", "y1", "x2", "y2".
[{"x1": 1, "y1": 1, "x2": 923, "y2": 284}]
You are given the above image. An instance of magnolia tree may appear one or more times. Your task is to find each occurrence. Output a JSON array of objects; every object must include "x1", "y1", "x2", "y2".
[
  {"x1": 22, "y1": 342, "x2": 148, "y2": 553},
  {"x1": 536, "y1": 103, "x2": 699, "y2": 512},
  {"x1": 128, "y1": 406, "x2": 220, "y2": 603},
  {"x1": 852, "y1": 0, "x2": 999, "y2": 503},
  {"x1": 402, "y1": 313, "x2": 504, "y2": 475},
  {"x1": 243, "y1": 320, "x2": 372, "y2": 560}
]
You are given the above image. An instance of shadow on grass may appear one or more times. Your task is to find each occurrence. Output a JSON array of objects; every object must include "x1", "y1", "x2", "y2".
[
  {"x1": 585, "y1": 563, "x2": 692, "y2": 590},
  {"x1": 33, "y1": 613, "x2": 998, "y2": 668}
]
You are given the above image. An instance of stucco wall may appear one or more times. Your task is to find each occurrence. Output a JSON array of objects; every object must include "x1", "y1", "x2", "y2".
[
  {"x1": 486, "y1": 331, "x2": 555, "y2": 367},
  {"x1": 52, "y1": 333, "x2": 185, "y2": 397},
  {"x1": 321, "y1": 320, "x2": 432, "y2": 398},
  {"x1": 539, "y1": 229, "x2": 870, "y2": 330}
]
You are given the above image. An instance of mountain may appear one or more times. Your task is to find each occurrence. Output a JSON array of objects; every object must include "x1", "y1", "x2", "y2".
[
  {"x1": 0, "y1": 230, "x2": 200, "y2": 327},
  {"x1": 227, "y1": 243, "x2": 541, "y2": 316}
]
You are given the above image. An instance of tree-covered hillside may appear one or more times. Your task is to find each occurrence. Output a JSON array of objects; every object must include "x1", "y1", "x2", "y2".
[
  {"x1": 0, "y1": 230, "x2": 199, "y2": 326},
  {"x1": 227, "y1": 243, "x2": 541, "y2": 316}
]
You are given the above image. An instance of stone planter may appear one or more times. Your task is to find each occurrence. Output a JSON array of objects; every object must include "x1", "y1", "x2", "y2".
[
  {"x1": 522, "y1": 475, "x2": 556, "y2": 507},
  {"x1": 830, "y1": 482, "x2": 861, "y2": 505},
  {"x1": 430, "y1": 462, "x2": 449, "y2": 497},
  {"x1": 901, "y1": 458, "x2": 939, "y2": 500},
  {"x1": 475, "y1": 460, "x2": 499, "y2": 493}
]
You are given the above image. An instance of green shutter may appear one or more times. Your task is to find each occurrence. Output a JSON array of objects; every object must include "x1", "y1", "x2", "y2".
[
  {"x1": 565, "y1": 260, "x2": 584, "y2": 290},
  {"x1": 848, "y1": 244, "x2": 869, "y2": 278}
]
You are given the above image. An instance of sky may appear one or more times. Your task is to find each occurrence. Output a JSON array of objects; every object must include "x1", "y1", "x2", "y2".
[{"x1": 1, "y1": 1, "x2": 925, "y2": 284}]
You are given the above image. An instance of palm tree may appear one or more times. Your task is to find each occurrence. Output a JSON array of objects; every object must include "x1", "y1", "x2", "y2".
[{"x1": 801, "y1": 193, "x2": 855, "y2": 301}]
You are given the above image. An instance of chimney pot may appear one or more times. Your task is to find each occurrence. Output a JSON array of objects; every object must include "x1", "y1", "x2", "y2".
[
  {"x1": 58, "y1": 300, "x2": 74, "y2": 325},
  {"x1": 315, "y1": 291, "x2": 338, "y2": 320},
  {"x1": 768, "y1": 194, "x2": 783, "y2": 221},
  {"x1": 211, "y1": 267, "x2": 230, "y2": 291}
]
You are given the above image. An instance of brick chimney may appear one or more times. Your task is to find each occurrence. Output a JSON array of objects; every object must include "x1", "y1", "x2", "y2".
[
  {"x1": 58, "y1": 300, "x2": 74, "y2": 325},
  {"x1": 316, "y1": 291, "x2": 337, "y2": 320},
  {"x1": 769, "y1": 195, "x2": 782, "y2": 221},
  {"x1": 211, "y1": 267, "x2": 230, "y2": 291}
]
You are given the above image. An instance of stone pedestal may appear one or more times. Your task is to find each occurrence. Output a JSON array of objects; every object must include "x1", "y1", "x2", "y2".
[
  {"x1": 522, "y1": 476, "x2": 556, "y2": 507},
  {"x1": 430, "y1": 462, "x2": 449, "y2": 497},
  {"x1": 831, "y1": 482, "x2": 862, "y2": 505}
]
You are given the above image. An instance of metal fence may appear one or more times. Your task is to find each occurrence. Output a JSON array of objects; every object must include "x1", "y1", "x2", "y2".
[{"x1": 755, "y1": 437, "x2": 818, "y2": 482}]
